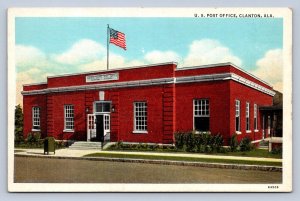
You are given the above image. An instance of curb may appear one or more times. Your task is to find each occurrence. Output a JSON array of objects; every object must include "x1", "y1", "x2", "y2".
[{"x1": 14, "y1": 153, "x2": 282, "y2": 172}]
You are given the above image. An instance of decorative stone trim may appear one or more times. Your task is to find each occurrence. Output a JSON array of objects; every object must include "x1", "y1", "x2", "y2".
[{"x1": 22, "y1": 73, "x2": 275, "y2": 96}]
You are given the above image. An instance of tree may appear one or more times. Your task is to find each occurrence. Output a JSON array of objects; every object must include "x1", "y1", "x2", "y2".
[{"x1": 15, "y1": 104, "x2": 24, "y2": 145}]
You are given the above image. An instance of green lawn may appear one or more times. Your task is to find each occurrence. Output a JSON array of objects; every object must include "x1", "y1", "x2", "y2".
[
  {"x1": 208, "y1": 149, "x2": 282, "y2": 159},
  {"x1": 84, "y1": 152, "x2": 282, "y2": 167},
  {"x1": 106, "y1": 147, "x2": 282, "y2": 159}
]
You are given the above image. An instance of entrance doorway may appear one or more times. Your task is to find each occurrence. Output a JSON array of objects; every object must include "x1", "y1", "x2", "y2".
[
  {"x1": 95, "y1": 114, "x2": 110, "y2": 142},
  {"x1": 87, "y1": 101, "x2": 111, "y2": 142},
  {"x1": 87, "y1": 113, "x2": 110, "y2": 142}
]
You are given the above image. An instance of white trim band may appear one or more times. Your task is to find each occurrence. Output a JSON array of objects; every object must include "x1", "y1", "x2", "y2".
[
  {"x1": 22, "y1": 73, "x2": 275, "y2": 96},
  {"x1": 176, "y1": 62, "x2": 272, "y2": 88}
]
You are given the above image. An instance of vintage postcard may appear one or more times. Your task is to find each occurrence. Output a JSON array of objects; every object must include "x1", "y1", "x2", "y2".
[{"x1": 7, "y1": 7, "x2": 292, "y2": 192}]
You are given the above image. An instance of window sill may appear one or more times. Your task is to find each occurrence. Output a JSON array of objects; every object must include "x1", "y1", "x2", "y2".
[
  {"x1": 246, "y1": 130, "x2": 252, "y2": 133},
  {"x1": 132, "y1": 130, "x2": 148, "y2": 134},
  {"x1": 254, "y1": 130, "x2": 259, "y2": 132},
  {"x1": 63, "y1": 129, "x2": 75, "y2": 133},
  {"x1": 31, "y1": 129, "x2": 41, "y2": 132},
  {"x1": 236, "y1": 131, "x2": 242, "y2": 135}
]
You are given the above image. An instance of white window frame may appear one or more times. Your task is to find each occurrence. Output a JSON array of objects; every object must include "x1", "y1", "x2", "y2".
[
  {"x1": 64, "y1": 105, "x2": 74, "y2": 132},
  {"x1": 246, "y1": 102, "x2": 251, "y2": 133},
  {"x1": 133, "y1": 102, "x2": 148, "y2": 133},
  {"x1": 235, "y1": 100, "x2": 241, "y2": 133},
  {"x1": 254, "y1": 104, "x2": 258, "y2": 132},
  {"x1": 193, "y1": 99, "x2": 210, "y2": 131},
  {"x1": 32, "y1": 107, "x2": 40, "y2": 131}
]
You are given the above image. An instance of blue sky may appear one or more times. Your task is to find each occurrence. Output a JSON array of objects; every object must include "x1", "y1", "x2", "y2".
[
  {"x1": 15, "y1": 17, "x2": 283, "y2": 104},
  {"x1": 16, "y1": 17, "x2": 282, "y2": 69}
]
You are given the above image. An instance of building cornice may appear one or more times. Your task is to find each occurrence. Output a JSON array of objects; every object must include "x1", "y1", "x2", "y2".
[
  {"x1": 23, "y1": 82, "x2": 47, "y2": 86},
  {"x1": 22, "y1": 73, "x2": 275, "y2": 96},
  {"x1": 22, "y1": 77, "x2": 174, "y2": 95},
  {"x1": 176, "y1": 73, "x2": 275, "y2": 96},
  {"x1": 176, "y1": 62, "x2": 272, "y2": 88}
]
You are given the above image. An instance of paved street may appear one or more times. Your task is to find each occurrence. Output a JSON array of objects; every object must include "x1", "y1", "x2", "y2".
[{"x1": 14, "y1": 156, "x2": 282, "y2": 183}]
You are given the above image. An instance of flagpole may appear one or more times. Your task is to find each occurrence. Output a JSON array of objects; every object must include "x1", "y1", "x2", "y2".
[{"x1": 107, "y1": 24, "x2": 110, "y2": 70}]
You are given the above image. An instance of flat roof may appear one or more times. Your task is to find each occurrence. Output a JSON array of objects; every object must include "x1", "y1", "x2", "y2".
[{"x1": 47, "y1": 62, "x2": 178, "y2": 79}]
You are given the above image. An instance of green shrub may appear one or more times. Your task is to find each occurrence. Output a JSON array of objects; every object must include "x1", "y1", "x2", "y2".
[
  {"x1": 174, "y1": 131, "x2": 225, "y2": 153},
  {"x1": 115, "y1": 141, "x2": 124, "y2": 149},
  {"x1": 26, "y1": 132, "x2": 41, "y2": 146},
  {"x1": 185, "y1": 131, "x2": 196, "y2": 152},
  {"x1": 15, "y1": 130, "x2": 24, "y2": 145},
  {"x1": 239, "y1": 136, "x2": 253, "y2": 152},
  {"x1": 229, "y1": 134, "x2": 239, "y2": 152},
  {"x1": 271, "y1": 146, "x2": 282, "y2": 155},
  {"x1": 14, "y1": 105, "x2": 24, "y2": 146},
  {"x1": 55, "y1": 140, "x2": 68, "y2": 149},
  {"x1": 174, "y1": 131, "x2": 186, "y2": 149},
  {"x1": 211, "y1": 133, "x2": 224, "y2": 152}
]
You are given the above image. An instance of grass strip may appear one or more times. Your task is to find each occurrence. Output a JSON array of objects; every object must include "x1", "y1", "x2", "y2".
[
  {"x1": 84, "y1": 152, "x2": 282, "y2": 167},
  {"x1": 106, "y1": 148, "x2": 282, "y2": 159}
]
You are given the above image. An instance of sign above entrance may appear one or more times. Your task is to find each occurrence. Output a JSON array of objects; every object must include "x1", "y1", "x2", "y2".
[{"x1": 86, "y1": 73, "x2": 119, "y2": 83}]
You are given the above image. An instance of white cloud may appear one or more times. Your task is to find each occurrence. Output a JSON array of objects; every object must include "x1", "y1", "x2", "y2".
[
  {"x1": 54, "y1": 39, "x2": 106, "y2": 65},
  {"x1": 16, "y1": 70, "x2": 41, "y2": 107},
  {"x1": 15, "y1": 45, "x2": 63, "y2": 106},
  {"x1": 80, "y1": 54, "x2": 145, "y2": 72},
  {"x1": 181, "y1": 39, "x2": 242, "y2": 67},
  {"x1": 16, "y1": 45, "x2": 47, "y2": 71},
  {"x1": 144, "y1": 50, "x2": 181, "y2": 64},
  {"x1": 251, "y1": 49, "x2": 283, "y2": 92}
]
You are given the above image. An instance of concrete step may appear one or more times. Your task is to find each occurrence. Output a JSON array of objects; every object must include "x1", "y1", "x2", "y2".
[
  {"x1": 69, "y1": 146, "x2": 102, "y2": 150},
  {"x1": 72, "y1": 142, "x2": 102, "y2": 146},
  {"x1": 69, "y1": 141, "x2": 102, "y2": 150}
]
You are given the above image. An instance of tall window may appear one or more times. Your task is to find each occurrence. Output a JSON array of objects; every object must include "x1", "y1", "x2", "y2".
[
  {"x1": 235, "y1": 100, "x2": 240, "y2": 132},
  {"x1": 64, "y1": 105, "x2": 74, "y2": 130},
  {"x1": 32, "y1": 107, "x2": 40, "y2": 130},
  {"x1": 194, "y1": 99, "x2": 210, "y2": 131},
  {"x1": 254, "y1": 104, "x2": 258, "y2": 130},
  {"x1": 246, "y1": 102, "x2": 250, "y2": 131},
  {"x1": 134, "y1": 102, "x2": 147, "y2": 132}
]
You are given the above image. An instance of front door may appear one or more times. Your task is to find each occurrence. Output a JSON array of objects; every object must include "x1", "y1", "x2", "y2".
[
  {"x1": 93, "y1": 114, "x2": 110, "y2": 142},
  {"x1": 103, "y1": 114, "x2": 110, "y2": 138},
  {"x1": 95, "y1": 115, "x2": 104, "y2": 142}
]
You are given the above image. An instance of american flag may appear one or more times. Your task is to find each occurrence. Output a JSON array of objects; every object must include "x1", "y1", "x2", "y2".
[{"x1": 109, "y1": 28, "x2": 126, "y2": 50}]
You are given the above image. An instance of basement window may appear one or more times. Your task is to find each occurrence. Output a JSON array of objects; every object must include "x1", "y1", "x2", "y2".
[
  {"x1": 32, "y1": 107, "x2": 40, "y2": 130},
  {"x1": 194, "y1": 99, "x2": 210, "y2": 131}
]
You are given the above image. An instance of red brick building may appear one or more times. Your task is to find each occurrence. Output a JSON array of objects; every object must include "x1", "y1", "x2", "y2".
[{"x1": 22, "y1": 62, "x2": 275, "y2": 144}]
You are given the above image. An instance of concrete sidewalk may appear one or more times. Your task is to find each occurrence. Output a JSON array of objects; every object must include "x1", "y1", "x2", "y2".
[{"x1": 14, "y1": 148, "x2": 282, "y2": 163}]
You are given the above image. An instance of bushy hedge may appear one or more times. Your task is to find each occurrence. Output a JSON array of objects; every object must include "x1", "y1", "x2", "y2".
[
  {"x1": 239, "y1": 136, "x2": 254, "y2": 152},
  {"x1": 108, "y1": 141, "x2": 176, "y2": 152},
  {"x1": 229, "y1": 134, "x2": 239, "y2": 152},
  {"x1": 26, "y1": 132, "x2": 42, "y2": 146},
  {"x1": 15, "y1": 132, "x2": 69, "y2": 149},
  {"x1": 174, "y1": 131, "x2": 225, "y2": 153}
]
